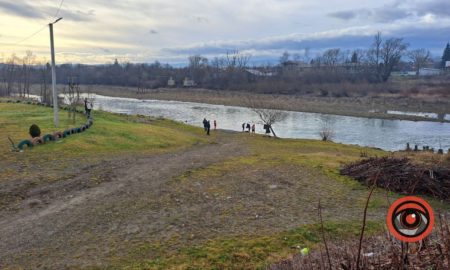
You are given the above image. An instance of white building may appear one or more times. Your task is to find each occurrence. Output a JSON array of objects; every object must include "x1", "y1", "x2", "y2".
[
  {"x1": 419, "y1": 68, "x2": 442, "y2": 76},
  {"x1": 167, "y1": 77, "x2": 175, "y2": 87},
  {"x1": 183, "y1": 77, "x2": 196, "y2": 87}
]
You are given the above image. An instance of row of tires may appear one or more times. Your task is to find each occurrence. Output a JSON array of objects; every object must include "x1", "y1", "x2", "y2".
[
  {"x1": 2, "y1": 99, "x2": 94, "y2": 150},
  {"x1": 17, "y1": 117, "x2": 94, "y2": 150}
]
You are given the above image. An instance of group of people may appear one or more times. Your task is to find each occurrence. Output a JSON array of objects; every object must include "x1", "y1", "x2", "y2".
[
  {"x1": 202, "y1": 118, "x2": 217, "y2": 135},
  {"x1": 84, "y1": 98, "x2": 93, "y2": 117},
  {"x1": 242, "y1": 122, "x2": 256, "y2": 133}
]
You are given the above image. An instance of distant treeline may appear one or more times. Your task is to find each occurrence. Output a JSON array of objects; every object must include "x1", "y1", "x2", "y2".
[{"x1": 1, "y1": 32, "x2": 449, "y2": 97}]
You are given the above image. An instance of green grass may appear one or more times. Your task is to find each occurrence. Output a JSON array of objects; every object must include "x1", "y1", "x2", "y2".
[
  {"x1": 110, "y1": 220, "x2": 383, "y2": 270},
  {"x1": 0, "y1": 103, "x2": 205, "y2": 156},
  {"x1": 1, "y1": 101, "x2": 448, "y2": 270},
  {"x1": 0, "y1": 102, "x2": 207, "y2": 184}
]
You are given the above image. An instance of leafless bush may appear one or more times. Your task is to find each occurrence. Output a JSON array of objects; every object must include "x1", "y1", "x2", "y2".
[{"x1": 319, "y1": 122, "x2": 335, "y2": 141}]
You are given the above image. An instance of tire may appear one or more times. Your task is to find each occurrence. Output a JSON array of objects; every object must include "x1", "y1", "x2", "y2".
[
  {"x1": 53, "y1": 131, "x2": 63, "y2": 139},
  {"x1": 42, "y1": 134, "x2": 55, "y2": 142},
  {"x1": 31, "y1": 137, "x2": 44, "y2": 145},
  {"x1": 18, "y1": 140, "x2": 33, "y2": 150},
  {"x1": 63, "y1": 130, "x2": 71, "y2": 137}
]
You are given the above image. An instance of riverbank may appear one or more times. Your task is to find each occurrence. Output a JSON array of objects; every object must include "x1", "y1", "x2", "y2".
[
  {"x1": 1, "y1": 103, "x2": 449, "y2": 269},
  {"x1": 81, "y1": 85, "x2": 450, "y2": 123}
]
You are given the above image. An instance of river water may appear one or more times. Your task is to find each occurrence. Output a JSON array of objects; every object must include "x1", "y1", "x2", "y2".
[{"x1": 76, "y1": 94, "x2": 449, "y2": 153}]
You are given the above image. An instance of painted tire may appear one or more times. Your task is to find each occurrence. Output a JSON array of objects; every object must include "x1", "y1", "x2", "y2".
[
  {"x1": 53, "y1": 131, "x2": 63, "y2": 139},
  {"x1": 42, "y1": 134, "x2": 55, "y2": 142},
  {"x1": 80, "y1": 126, "x2": 86, "y2": 132},
  {"x1": 31, "y1": 137, "x2": 44, "y2": 145},
  {"x1": 18, "y1": 140, "x2": 33, "y2": 150},
  {"x1": 71, "y1": 128, "x2": 78, "y2": 134},
  {"x1": 64, "y1": 130, "x2": 71, "y2": 137}
]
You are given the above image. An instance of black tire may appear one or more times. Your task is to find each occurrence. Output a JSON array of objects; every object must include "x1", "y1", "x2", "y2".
[
  {"x1": 18, "y1": 140, "x2": 33, "y2": 150},
  {"x1": 42, "y1": 134, "x2": 55, "y2": 142}
]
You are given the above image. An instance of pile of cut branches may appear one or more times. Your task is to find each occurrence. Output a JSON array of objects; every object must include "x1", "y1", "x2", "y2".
[{"x1": 340, "y1": 157, "x2": 450, "y2": 202}]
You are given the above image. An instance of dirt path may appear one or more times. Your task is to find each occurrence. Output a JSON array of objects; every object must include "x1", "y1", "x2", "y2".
[{"x1": 0, "y1": 134, "x2": 248, "y2": 269}]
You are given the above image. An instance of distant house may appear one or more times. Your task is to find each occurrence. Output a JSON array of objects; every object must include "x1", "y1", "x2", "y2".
[
  {"x1": 183, "y1": 77, "x2": 196, "y2": 87},
  {"x1": 245, "y1": 69, "x2": 276, "y2": 77},
  {"x1": 391, "y1": 71, "x2": 416, "y2": 77},
  {"x1": 419, "y1": 68, "x2": 442, "y2": 76},
  {"x1": 167, "y1": 77, "x2": 175, "y2": 87}
]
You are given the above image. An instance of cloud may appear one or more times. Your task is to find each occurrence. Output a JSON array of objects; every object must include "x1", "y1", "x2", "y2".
[
  {"x1": 418, "y1": 0, "x2": 450, "y2": 17},
  {"x1": 328, "y1": 10, "x2": 358, "y2": 20},
  {"x1": 60, "y1": 8, "x2": 95, "y2": 22},
  {"x1": 0, "y1": 1, "x2": 44, "y2": 19},
  {"x1": 149, "y1": 29, "x2": 158, "y2": 34}
]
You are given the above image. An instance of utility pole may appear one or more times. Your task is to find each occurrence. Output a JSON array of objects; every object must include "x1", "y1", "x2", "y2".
[{"x1": 49, "y1": 17, "x2": 62, "y2": 127}]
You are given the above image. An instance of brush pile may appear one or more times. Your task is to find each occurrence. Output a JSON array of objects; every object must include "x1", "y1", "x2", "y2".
[{"x1": 340, "y1": 157, "x2": 450, "y2": 202}]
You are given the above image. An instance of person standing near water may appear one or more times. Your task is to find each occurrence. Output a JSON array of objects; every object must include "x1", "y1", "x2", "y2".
[
  {"x1": 84, "y1": 98, "x2": 88, "y2": 115},
  {"x1": 246, "y1": 123, "x2": 251, "y2": 132},
  {"x1": 203, "y1": 118, "x2": 208, "y2": 131},
  {"x1": 214, "y1": 120, "x2": 217, "y2": 130},
  {"x1": 206, "y1": 120, "x2": 211, "y2": 135},
  {"x1": 86, "y1": 100, "x2": 93, "y2": 117},
  {"x1": 242, "y1": 123, "x2": 245, "y2": 132},
  {"x1": 252, "y1": 123, "x2": 256, "y2": 133}
]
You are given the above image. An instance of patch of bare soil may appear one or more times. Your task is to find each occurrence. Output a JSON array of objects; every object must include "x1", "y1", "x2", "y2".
[{"x1": 0, "y1": 134, "x2": 247, "y2": 269}]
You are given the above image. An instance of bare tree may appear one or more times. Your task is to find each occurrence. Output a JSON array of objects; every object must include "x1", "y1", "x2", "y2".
[
  {"x1": 63, "y1": 78, "x2": 81, "y2": 124},
  {"x1": 408, "y1": 48, "x2": 431, "y2": 76},
  {"x1": 279, "y1": 51, "x2": 290, "y2": 65},
  {"x1": 40, "y1": 63, "x2": 51, "y2": 105},
  {"x1": 319, "y1": 121, "x2": 335, "y2": 141},
  {"x1": 367, "y1": 32, "x2": 383, "y2": 80},
  {"x1": 380, "y1": 38, "x2": 408, "y2": 81},
  {"x1": 322, "y1": 48, "x2": 341, "y2": 66},
  {"x1": 246, "y1": 98, "x2": 286, "y2": 138}
]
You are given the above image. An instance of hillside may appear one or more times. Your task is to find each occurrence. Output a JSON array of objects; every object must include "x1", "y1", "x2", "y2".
[{"x1": 0, "y1": 102, "x2": 448, "y2": 269}]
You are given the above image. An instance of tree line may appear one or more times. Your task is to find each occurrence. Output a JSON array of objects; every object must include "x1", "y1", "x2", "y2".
[{"x1": 1, "y1": 32, "x2": 449, "y2": 97}]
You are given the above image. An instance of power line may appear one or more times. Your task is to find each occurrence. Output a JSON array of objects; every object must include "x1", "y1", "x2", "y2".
[
  {"x1": 53, "y1": 0, "x2": 65, "y2": 19},
  {"x1": 6, "y1": 25, "x2": 47, "y2": 46},
  {"x1": 2, "y1": 0, "x2": 65, "y2": 46}
]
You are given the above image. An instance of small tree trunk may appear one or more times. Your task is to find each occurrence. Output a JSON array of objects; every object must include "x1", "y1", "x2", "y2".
[{"x1": 269, "y1": 126, "x2": 278, "y2": 138}]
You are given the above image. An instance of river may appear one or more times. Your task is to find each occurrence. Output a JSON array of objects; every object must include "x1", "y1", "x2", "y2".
[{"x1": 77, "y1": 94, "x2": 449, "y2": 153}]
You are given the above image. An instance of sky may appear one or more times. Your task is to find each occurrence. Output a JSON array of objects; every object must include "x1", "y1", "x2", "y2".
[{"x1": 0, "y1": 0, "x2": 449, "y2": 65}]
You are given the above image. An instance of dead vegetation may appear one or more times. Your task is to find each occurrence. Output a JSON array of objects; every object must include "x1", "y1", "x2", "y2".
[
  {"x1": 340, "y1": 157, "x2": 450, "y2": 202},
  {"x1": 268, "y1": 215, "x2": 450, "y2": 270}
]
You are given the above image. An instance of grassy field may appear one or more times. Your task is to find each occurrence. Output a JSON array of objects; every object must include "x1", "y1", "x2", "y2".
[{"x1": 0, "y1": 101, "x2": 448, "y2": 269}]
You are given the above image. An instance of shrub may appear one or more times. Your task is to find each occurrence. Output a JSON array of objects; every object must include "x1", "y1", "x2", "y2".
[{"x1": 29, "y1": 124, "x2": 41, "y2": 138}]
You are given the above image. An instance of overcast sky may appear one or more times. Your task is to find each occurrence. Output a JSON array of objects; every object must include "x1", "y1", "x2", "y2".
[{"x1": 0, "y1": 0, "x2": 449, "y2": 65}]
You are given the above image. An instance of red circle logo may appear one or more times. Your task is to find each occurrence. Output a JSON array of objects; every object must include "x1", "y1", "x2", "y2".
[{"x1": 387, "y1": 196, "x2": 434, "y2": 243}]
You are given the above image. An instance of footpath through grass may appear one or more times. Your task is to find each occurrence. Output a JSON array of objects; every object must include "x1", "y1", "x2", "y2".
[{"x1": 1, "y1": 102, "x2": 448, "y2": 270}]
